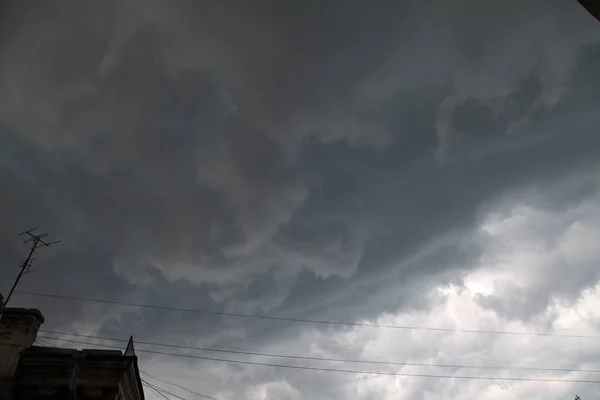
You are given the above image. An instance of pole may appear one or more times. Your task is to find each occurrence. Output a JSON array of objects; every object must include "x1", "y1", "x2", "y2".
[
  {"x1": 3, "y1": 229, "x2": 60, "y2": 308},
  {"x1": 4, "y1": 237, "x2": 40, "y2": 307}
]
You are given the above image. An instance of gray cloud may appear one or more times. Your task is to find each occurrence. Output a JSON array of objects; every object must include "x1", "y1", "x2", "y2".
[{"x1": 2, "y1": 1, "x2": 600, "y2": 399}]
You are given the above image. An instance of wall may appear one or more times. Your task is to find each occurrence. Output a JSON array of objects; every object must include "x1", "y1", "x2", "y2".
[{"x1": 0, "y1": 308, "x2": 44, "y2": 400}]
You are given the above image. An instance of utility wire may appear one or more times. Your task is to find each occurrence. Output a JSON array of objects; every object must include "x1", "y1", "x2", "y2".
[
  {"x1": 34, "y1": 338, "x2": 59, "y2": 348},
  {"x1": 143, "y1": 382, "x2": 166, "y2": 400},
  {"x1": 12, "y1": 290, "x2": 600, "y2": 339},
  {"x1": 41, "y1": 339, "x2": 56, "y2": 348},
  {"x1": 142, "y1": 379, "x2": 171, "y2": 400},
  {"x1": 38, "y1": 336, "x2": 600, "y2": 385},
  {"x1": 38, "y1": 330, "x2": 600, "y2": 374},
  {"x1": 143, "y1": 384, "x2": 165, "y2": 400},
  {"x1": 141, "y1": 371, "x2": 219, "y2": 400},
  {"x1": 142, "y1": 379, "x2": 187, "y2": 400}
]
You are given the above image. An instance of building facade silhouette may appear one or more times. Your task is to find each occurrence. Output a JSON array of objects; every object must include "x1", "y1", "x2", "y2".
[{"x1": 0, "y1": 294, "x2": 144, "y2": 400}]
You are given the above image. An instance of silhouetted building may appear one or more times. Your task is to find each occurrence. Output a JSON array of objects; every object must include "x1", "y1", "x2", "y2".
[{"x1": 0, "y1": 296, "x2": 144, "y2": 400}]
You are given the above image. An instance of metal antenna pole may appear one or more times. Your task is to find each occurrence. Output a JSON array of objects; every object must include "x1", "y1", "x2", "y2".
[{"x1": 4, "y1": 229, "x2": 61, "y2": 307}]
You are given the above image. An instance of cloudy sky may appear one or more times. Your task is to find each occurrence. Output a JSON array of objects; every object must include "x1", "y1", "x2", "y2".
[{"x1": 2, "y1": 0, "x2": 600, "y2": 398}]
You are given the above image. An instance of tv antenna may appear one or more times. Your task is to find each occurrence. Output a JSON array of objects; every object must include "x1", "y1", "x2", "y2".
[{"x1": 4, "y1": 229, "x2": 61, "y2": 307}]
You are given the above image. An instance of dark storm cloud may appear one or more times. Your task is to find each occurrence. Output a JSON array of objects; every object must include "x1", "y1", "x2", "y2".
[{"x1": 2, "y1": 1, "x2": 600, "y2": 398}]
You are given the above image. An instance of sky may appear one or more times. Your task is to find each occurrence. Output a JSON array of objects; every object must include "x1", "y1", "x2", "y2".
[{"x1": 2, "y1": 0, "x2": 600, "y2": 399}]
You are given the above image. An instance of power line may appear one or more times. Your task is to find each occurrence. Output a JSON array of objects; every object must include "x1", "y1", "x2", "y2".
[
  {"x1": 34, "y1": 338, "x2": 59, "y2": 348},
  {"x1": 142, "y1": 379, "x2": 171, "y2": 400},
  {"x1": 38, "y1": 336, "x2": 600, "y2": 384},
  {"x1": 38, "y1": 330, "x2": 600, "y2": 374},
  {"x1": 143, "y1": 381, "x2": 167, "y2": 400},
  {"x1": 142, "y1": 378, "x2": 190, "y2": 400},
  {"x1": 151, "y1": 386, "x2": 187, "y2": 400},
  {"x1": 142, "y1": 382, "x2": 162, "y2": 400},
  {"x1": 141, "y1": 371, "x2": 219, "y2": 400},
  {"x1": 144, "y1": 379, "x2": 189, "y2": 400},
  {"x1": 12, "y1": 290, "x2": 600, "y2": 339}
]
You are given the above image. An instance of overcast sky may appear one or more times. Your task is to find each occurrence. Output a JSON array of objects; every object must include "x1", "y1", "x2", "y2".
[{"x1": 2, "y1": 1, "x2": 600, "y2": 399}]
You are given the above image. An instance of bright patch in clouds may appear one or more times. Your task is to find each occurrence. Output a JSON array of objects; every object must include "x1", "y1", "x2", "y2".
[{"x1": 133, "y1": 191, "x2": 600, "y2": 400}]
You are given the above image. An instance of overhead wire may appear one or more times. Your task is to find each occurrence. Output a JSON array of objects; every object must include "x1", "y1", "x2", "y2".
[
  {"x1": 37, "y1": 330, "x2": 600, "y2": 374},
  {"x1": 11, "y1": 290, "x2": 600, "y2": 339},
  {"x1": 143, "y1": 382, "x2": 166, "y2": 400},
  {"x1": 153, "y1": 386, "x2": 187, "y2": 400},
  {"x1": 142, "y1": 379, "x2": 171, "y2": 400},
  {"x1": 38, "y1": 335, "x2": 600, "y2": 385},
  {"x1": 141, "y1": 371, "x2": 220, "y2": 400},
  {"x1": 142, "y1": 378, "x2": 188, "y2": 400},
  {"x1": 34, "y1": 337, "x2": 59, "y2": 348}
]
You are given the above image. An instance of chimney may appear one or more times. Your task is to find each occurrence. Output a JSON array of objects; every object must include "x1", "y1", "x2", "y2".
[{"x1": 0, "y1": 307, "x2": 44, "y2": 399}]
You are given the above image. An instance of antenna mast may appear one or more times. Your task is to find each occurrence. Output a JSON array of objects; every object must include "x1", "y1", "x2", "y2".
[{"x1": 4, "y1": 229, "x2": 61, "y2": 307}]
